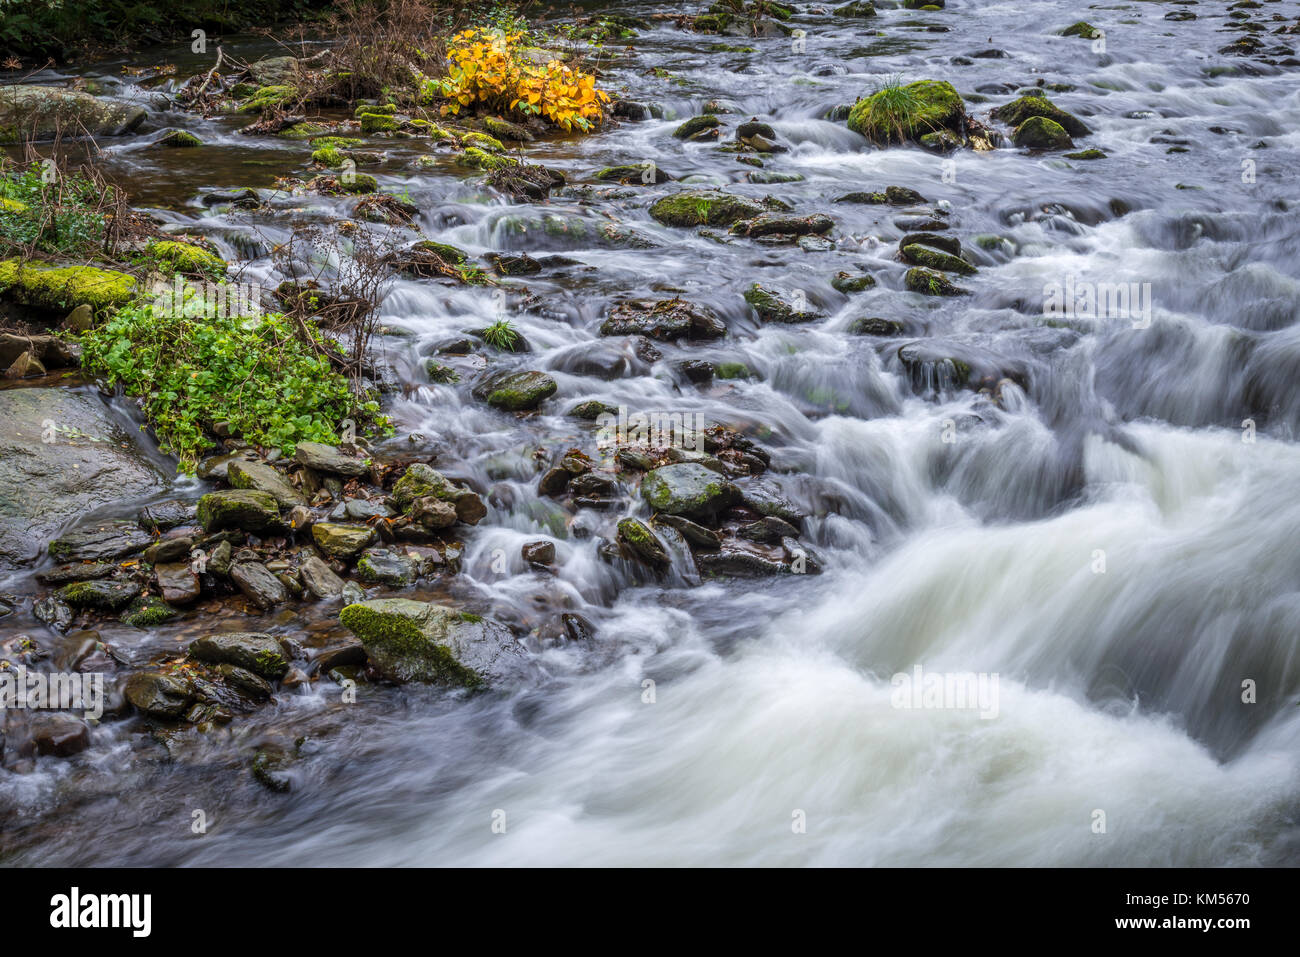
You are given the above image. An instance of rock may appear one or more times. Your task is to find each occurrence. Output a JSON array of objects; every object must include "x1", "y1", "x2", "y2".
[
  {"x1": 735, "y1": 480, "x2": 806, "y2": 524},
  {"x1": 299, "y1": 555, "x2": 347, "y2": 600},
  {"x1": 311, "y1": 523, "x2": 376, "y2": 561},
  {"x1": 641, "y1": 464, "x2": 738, "y2": 520},
  {"x1": 1060, "y1": 21, "x2": 1101, "y2": 39},
  {"x1": 339, "y1": 598, "x2": 525, "y2": 686},
  {"x1": 901, "y1": 243, "x2": 977, "y2": 275},
  {"x1": 121, "y1": 594, "x2": 178, "y2": 627},
  {"x1": 189, "y1": 632, "x2": 289, "y2": 678},
  {"x1": 33, "y1": 596, "x2": 73, "y2": 631},
  {"x1": 36, "y1": 562, "x2": 114, "y2": 585},
  {"x1": 4, "y1": 349, "x2": 44, "y2": 378},
  {"x1": 0, "y1": 85, "x2": 146, "y2": 144},
  {"x1": 218, "y1": 664, "x2": 274, "y2": 701},
  {"x1": 847, "y1": 80, "x2": 966, "y2": 144},
  {"x1": 293, "y1": 441, "x2": 370, "y2": 477},
  {"x1": 0, "y1": 389, "x2": 165, "y2": 568},
  {"x1": 247, "y1": 55, "x2": 300, "y2": 85},
  {"x1": 391, "y1": 463, "x2": 486, "y2": 524},
  {"x1": 731, "y1": 214, "x2": 834, "y2": 238},
  {"x1": 652, "y1": 513, "x2": 722, "y2": 549},
  {"x1": 905, "y1": 267, "x2": 966, "y2": 296},
  {"x1": 594, "y1": 163, "x2": 672, "y2": 184},
  {"x1": 56, "y1": 579, "x2": 141, "y2": 610},
  {"x1": 1064, "y1": 148, "x2": 1107, "y2": 160},
  {"x1": 196, "y1": 490, "x2": 282, "y2": 533},
  {"x1": 1013, "y1": 115, "x2": 1073, "y2": 150},
  {"x1": 696, "y1": 543, "x2": 791, "y2": 577},
  {"x1": 562, "y1": 613, "x2": 596, "y2": 642},
  {"x1": 617, "y1": 518, "x2": 670, "y2": 567},
  {"x1": 990, "y1": 95, "x2": 1090, "y2": 138},
  {"x1": 836, "y1": 0, "x2": 877, "y2": 12},
  {"x1": 156, "y1": 128, "x2": 202, "y2": 148},
  {"x1": 522, "y1": 541, "x2": 555, "y2": 567},
  {"x1": 227, "y1": 459, "x2": 306, "y2": 508},
  {"x1": 739, "y1": 515, "x2": 802, "y2": 543},
  {"x1": 125, "y1": 672, "x2": 192, "y2": 719},
  {"x1": 673, "y1": 114, "x2": 720, "y2": 139},
  {"x1": 483, "y1": 115, "x2": 533, "y2": 141},
  {"x1": 30, "y1": 714, "x2": 90, "y2": 757},
  {"x1": 0, "y1": 261, "x2": 137, "y2": 311},
  {"x1": 849, "y1": 317, "x2": 905, "y2": 336},
  {"x1": 47, "y1": 519, "x2": 154, "y2": 563},
  {"x1": 207, "y1": 540, "x2": 233, "y2": 576},
  {"x1": 230, "y1": 561, "x2": 289, "y2": 609},
  {"x1": 356, "y1": 547, "x2": 418, "y2": 586},
  {"x1": 600, "y1": 298, "x2": 727, "y2": 340},
  {"x1": 410, "y1": 495, "x2": 458, "y2": 530},
  {"x1": 154, "y1": 562, "x2": 201, "y2": 605},
  {"x1": 832, "y1": 272, "x2": 876, "y2": 293},
  {"x1": 893, "y1": 339, "x2": 1027, "y2": 395},
  {"x1": 474, "y1": 370, "x2": 558, "y2": 411},
  {"x1": 744, "y1": 283, "x2": 825, "y2": 323},
  {"x1": 650, "y1": 189, "x2": 764, "y2": 228}
]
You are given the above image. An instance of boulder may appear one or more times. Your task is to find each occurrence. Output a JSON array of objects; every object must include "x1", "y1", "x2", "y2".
[
  {"x1": 0, "y1": 85, "x2": 146, "y2": 144},
  {"x1": 226, "y1": 459, "x2": 307, "y2": 508},
  {"x1": 0, "y1": 388, "x2": 166, "y2": 568},
  {"x1": 339, "y1": 598, "x2": 525, "y2": 687},
  {"x1": 640, "y1": 464, "x2": 738, "y2": 519},
  {"x1": 189, "y1": 632, "x2": 289, "y2": 678},
  {"x1": 196, "y1": 490, "x2": 282, "y2": 533}
]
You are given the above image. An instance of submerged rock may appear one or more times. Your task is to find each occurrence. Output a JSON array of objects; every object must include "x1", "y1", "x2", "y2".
[
  {"x1": 990, "y1": 95, "x2": 1090, "y2": 138},
  {"x1": 601, "y1": 299, "x2": 727, "y2": 340},
  {"x1": 339, "y1": 598, "x2": 525, "y2": 686},
  {"x1": 650, "y1": 189, "x2": 764, "y2": 228}
]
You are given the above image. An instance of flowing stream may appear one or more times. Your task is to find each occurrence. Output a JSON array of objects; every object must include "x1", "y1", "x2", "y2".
[{"x1": 2, "y1": 0, "x2": 1300, "y2": 865}]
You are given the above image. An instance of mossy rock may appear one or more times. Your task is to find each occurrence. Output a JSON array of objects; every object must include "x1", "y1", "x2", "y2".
[
  {"x1": 358, "y1": 112, "x2": 399, "y2": 134},
  {"x1": 0, "y1": 261, "x2": 137, "y2": 312},
  {"x1": 1013, "y1": 115, "x2": 1073, "y2": 150},
  {"x1": 454, "y1": 147, "x2": 518, "y2": 173},
  {"x1": 57, "y1": 579, "x2": 141, "y2": 610},
  {"x1": 311, "y1": 146, "x2": 345, "y2": 167},
  {"x1": 847, "y1": 79, "x2": 965, "y2": 144},
  {"x1": 483, "y1": 116, "x2": 533, "y2": 142},
  {"x1": 189, "y1": 632, "x2": 288, "y2": 678},
  {"x1": 196, "y1": 489, "x2": 282, "y2": 533},
  {"x1": 595, "y1": 163, "x2": 672, "y2": 185},
  {"x1": 147, "y1": 240, "x2": 226, "y2": 277},
  {"x1": 339, "y1": 598, "x2": 523, "y2": 686},
  {"x1": 905, "y1": 267, "x2": 965, "y2": 296},
  {"x1": 715, "y1": 362, "x2": 753, "y2": 380},
  {"x1": 391, "y1": 462, "x2": 457, "y2": 509},
  {"x1": 307, "y1": 173, "x2": 379, "y2": 195},
  {"x1": 276, "y1": 122, "x2": 329, "y2": 140},
  {"x1": 641, "y1": 463, "x2": 738, "y2": 520},
  {"x1": 991, "y1": 95, "x2": 1090, "y2": 137},
  {"x1": 900, "y1": 243, "x2": 977, "y2": 275},
  {"x1": 156, "y1": 129, "x2": 202, "y2": 148},
  {"x1": 649, "y1": 189, "x2": 764, "y2": 228},
  {"x1": 311, "y1": 522, "x2": 377, "y2": 561},
  {"x1": 239, "y1": 85, "x2": 299, "y2": 113},
  {"x1": 122, "y1": 595, "x2": 179, "y2": 627},
  {"x1": 461, "y1": 131, "x2": 504, "y2": 153},
  {"x1": 1060, "y1": 21, "x2": 1102, "y2": 39},
  {"x1": 836, "y1": 1, "x2": 877, "y2": 16},
  {"x1": 354, "y1": 103, "x2": 396, "y2": 117},
  {"x1": 832, "y1": 272, "x2": 876, "y2": 293},
  {"x1": 477, "y1": 370, "x2": 558, "y2": 412},
  {"x1": 1065, "y1": 148, "x2": 1107, "y2": 160},
  {"x1": 673, "y1": 114, "x2": 720, "y2": 139},
  {"x1": 744, "y1": 283, "x2": 824, "y2": 323},
  {"x1": 616, "y1": 517, "x2": 670, "y2": 567}
]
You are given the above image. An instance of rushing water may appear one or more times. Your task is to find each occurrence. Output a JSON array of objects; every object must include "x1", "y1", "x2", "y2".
[{"x1": 3, "y1": 0, "x2": 1300, "y2": 865}]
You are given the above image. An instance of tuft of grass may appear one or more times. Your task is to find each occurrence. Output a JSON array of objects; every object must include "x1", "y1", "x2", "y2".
[
  {"x1": 862, "y1": 75, "x2": 932, "y2": 145},
  {"x1": 481, "y1": 317, "x2": 520, "y2": 351}
]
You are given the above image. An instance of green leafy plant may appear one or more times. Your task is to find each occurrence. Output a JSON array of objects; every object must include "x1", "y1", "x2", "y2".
[
  {"x1": 0, "y1": 161, "x2": 111, "y2": 257},
  {"x1": 481, "y1": 317, "x2": 520, "y2": 351},
  {"x1": 77, "y1": 291, "x2": 388, "y2": 472}
]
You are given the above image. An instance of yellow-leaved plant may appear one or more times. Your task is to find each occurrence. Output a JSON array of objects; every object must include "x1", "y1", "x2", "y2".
[{"x1": 437, "y1": 28, "x2": 610, "y2": 132}]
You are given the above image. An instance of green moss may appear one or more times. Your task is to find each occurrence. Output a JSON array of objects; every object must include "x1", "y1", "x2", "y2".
[
  {"x1": 461, "y1": 131, "x2": 504, "y2": 153},
  {"x1": 991, "y1": 95, "x2": 1090, "y2": 137},
  {"x1": 1012, "y1": 115, "x2": 1073, "y2": 150},
  {"x1": 715, "y1": 362, "x2": 752, "y2": 380},
  {"x1": 1061, "y1": 21, "x2": 1101, "y2": 39},
  {"x1": 847, "y1": 79, "x2": 965, "y2": 144},
  {"x1": 311, "y1": 136, "x2": 364, "y2": 149},
  {"x1": 901, "y1": 243, "x2": 977, "y2": 275},
  {"x1": 1065, "y1": 148, "x2": 1107, "y2": 160},
  {"x1": 157, "y1": 129, "x2": 202, "y2": 148},
  {"x1": 650, "y1": 189, "x2": 763, "y2": 228},
  {"x1": 454, "y1": 147, "x2": 518, "y2": 172},
  {"x1": 339, "y1": 602, "x2": 482, "y2": 688},
  {"x1": 146, "y1": 240, "x2": 226, "y2": 277},
  {"x1": 359, "y1": 112, "x2": 399, "y2": 134},
  {"x1": 311, "y1": 146, "x2": 344, "y2": 167},
  {"x1": 276, "y1": 122, "x2": 328, "y2": 140},
  {"x1": 904, "y1": 267, "x2": 964, "y2": 296},
  {"x1": 239, "y1": 85, "x2": 298, "y2": 113},
  {"x1": 673, "y1": 114, "x2": 720, "y2": 139},
  {"x1": 122, "y1": 595, "x2": 178, "y2": 627},
  {"x1": 354, "y1": 103, "x2": 396, "y2": 117},
  {"x1": 0, "y1": 260, "x2": 137, "y2": 311}
]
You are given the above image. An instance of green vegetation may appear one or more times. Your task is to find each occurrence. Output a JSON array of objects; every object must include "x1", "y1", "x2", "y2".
[
  {"x1": 847, "y1": 77, "x2": 964, "y2": 145},
  {"x1": 481, "y1": 318, "x2": 521, "y2": 351},
  {"x1": 78, "y1": 296, "x2": 386, "y2": 471},
  {"x1": 0, "y1": 162, "x2": 109, "y2": 257}
]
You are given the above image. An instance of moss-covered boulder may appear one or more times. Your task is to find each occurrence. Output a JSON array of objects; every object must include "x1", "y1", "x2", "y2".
[
  {"x1": 0, "y1": 85, "x2": 146, "y2": 144},
  {"x1": 650, "y1": 189, "x2": 764, "y2": 227},
  {"x1": 56, "y1": 579, "x2": 141, "y2": 610},
  {"x1": 311, "y1": 522, "x2": 376, "y2": 561},
  {"x1": 156, "y1": 129, "x2": 203, "y2": 148},
  {"x1": 196, "y1": 489, "x2": 282, "y2": 533},
  {"x1": 474, "y1": 370, "x2": 557, "y2": 412},
  {"x1": 390, "y1": 463, "x2": 487, "y2": 524},
  {"x1": 1064, "y1": 148, "x2": 1107, "y2": 160},
  {"x1": 1013, "y1": 116, "x2": 1072, "y2": 150},
  {"x1": 673, "y1": 114, "x2": 720, "y2": 140},
  {"x1": 617, "y1": 518, "x2": 670, "y2": 567},
  {"x1": 146, "y1": 240, "x2": 226, "y2": 277},
  {"x1": 1060, "y1": 21, "x2": 1102, "y2": 39},
  {"x1": 359, "y1": 111, "x2": 399, "y2": 134},
  {"x1": 991, "y1": 95, "x2": 1090, "y2": 137},
  {"x1": 905, "y1": 267, "x2": 966, "y2": 296},
  {"x1": 601, "y1": 298, "x2": 727, "y2": 340},
  {"x1": 0, "y1": 261, "x2": 137, "y2": 312},
  {"x1": 454, "y1": 147, "x2": 518, "y2": 172},
  {"x1": 189, "y1": 632, "x2": 289, "y2": 678},
  {"x1": 847, "y1": 80, "x2": 965, "y2": 144},
  {"x1": 744, "y1": 283, "x2": 825, "y2": 323},
  {"x1": 641, "y1": 463, "x2": 738, "y2": 519},
  {"x1": 836, "y1": 1, "x2": 877, "y2": 16},
  {"x1": 339, "y1": 598, "x2": 525, "y2": 686},
  {"x1": 461, "y1": 131, "x2": 504, "y2": 153},
  {"x1": 900, "y1": 243, "x2": 977, "y2": 275},
  {"x1": 594, "y1": 163, "x2": 673, "y2": 185}
]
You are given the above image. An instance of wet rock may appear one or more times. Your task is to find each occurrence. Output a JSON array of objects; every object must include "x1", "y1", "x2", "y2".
[
  {"x1": 569, "y1": 400, "x2": 618, "y2": 420},
  {"x1": 849, "y1": 316, "x2": 905, "y2": 336},
  {"x1": 744, "y1": 283, "x2": 825, "y2": 323},
  {"x1": 562, "y1": 613, "x2": 596, "y2": 642},
  {"x1": 1013, "y1": 115, "x2": 1073, "y2": 150},
  {"x1": 391, "y1": 463, "x2": 486, "y2": 524},
  {"x1": 339, "y1": 598, "x2": 526, "y2": 687},
  {"x1": 474, "y1": 370, "x2": 558, "y2": 411},
  {"x1": 617, "y1": 518, "x2": 670, "y2": 567},
  {"x1": 196, "y1": 490, "x2": 282, "y2": 533},
  {"x1": 293, "y1": 441, "x2": 370, "y2": 477},
  {"x1": 738, "y1": 515, "x2": 802, "y2": 543},
  {"x1": 36, "y1": 562, "x2": 114, "y2": 585},
  {"x1": 314, "y1": 640, "x2": 367, "y2": 672},
  {"x1": 217, "y1": 664, "x2": 274, "y2": 702},
  {"x1": 227, "y1": 459, "x2": 306, "y2": 508},
  {"x1": 311, "y1": 523, "x2": 376, "y2": 561},
  {"x1": 329, "y1": 498, "x2": 394, "y2": 522},
  {"x1": 356, "y1": 547, "x2": 418, "y2": 586},
  {"x1": 832, "y1": 271, "x2": 876, "y2": 294},
  {"x1": 901, "y1": 243, "x2": 977, "y2": 276},
  {"x1": 33, "y1": 596, "x2": 73, "y2": 631},
  {"x1": 731, "y1": 213, "x2": 834, "y2": 238},
  {"x1": 673, "y1": 113, "x2": 720, "y2": 140},
  {"x1": 189, "y1": 632, "x2": 289, "y2": 678},
  {"x1": 522, "y1": 541, "x2": 555, "y2": 567},
  {"x1": 990, "y1": 95, "x2": 1090, "y2": 138},
  {"x1": 641, "y1": 464, "x2": 738, "y2": 520},
  {"x1": 594, "y1": 163, "x2": 672, "y2": 184},
  {"x1": 121, "y1": 594, "x2": 178, "y2": 627},
  {"x1": 650, "y1": 189, "x2": 764, "y2": 228},
  {"x1": 143, "y1": 533, "x2": 194, "y2": 565},
  {"x1": 905, "y1": 267, "x2": 966, "y2": 296},
  {"x1": 696, "y1": 543, "x2": 789, "y2": 577},
  {"x1": 848, "y1": 80, "x2": 966, "y2": 145},
  {"x1": 56, "y1": 579, "x2": 141, "y2": 610},
  {"x1": 125, "y1": 672, "x2": 192, "y2": 719},
  {"x1": 601, "y1": 298, "x2": 727, "y2": 341},
  {"x1": 735, "y1": 479, "x2": 806, "y2": 524},
  {"x1": 46, "y1": 520, "x2": 154, "y2": 564},
  {"x1": 652, "y1": 513, "x2": 722, "y2": 549},
  {"x1": 0, "y1": 386, "x2": 170, "y2": 562},
  {"x1": 31, "y1": 714, "x2": 90, "y2": 757},
  {"x1": 207, "y1": 540, "x2": 234, "y2": 576},
  {"x1": 299, "y1": 555, "x2": 347, "y2": 600},
  {"x1": 230, "y1": 561, "x2": 290, "y2": 609},
  {"x1": 410, "y1": 496, "x2": 458, "y2": 530},
  {"x1": 0, "y1": 85, "x2": 146, "y2": 144}
]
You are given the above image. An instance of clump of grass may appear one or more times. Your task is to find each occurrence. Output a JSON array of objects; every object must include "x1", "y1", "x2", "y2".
[
  {"x1": 0, "y1": 160, "x2": 118, "y2": 258},
  {"x1": 481, "y1": 317, "x2": 520, "y2": 351},
  {"x1": 861, "y1": 74, "x2": 933, "y2": 145}
]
